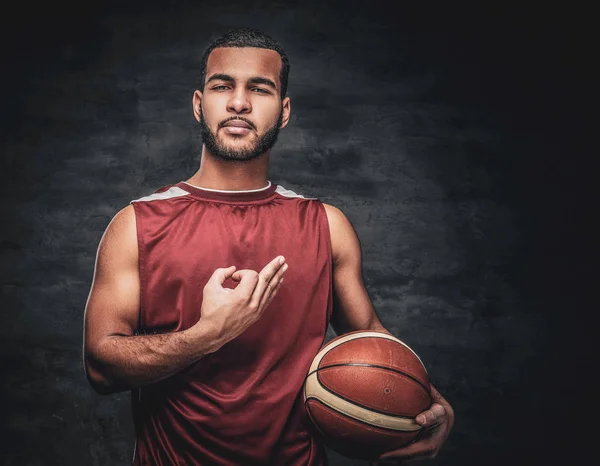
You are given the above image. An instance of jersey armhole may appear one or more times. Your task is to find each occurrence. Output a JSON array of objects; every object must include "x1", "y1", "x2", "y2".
[
  {"x1": 130, "y1": 202, "x2": 146, "y2": 333},
  {"x1": 316, "y1": 201, "x2": 335, "y2": 326}
]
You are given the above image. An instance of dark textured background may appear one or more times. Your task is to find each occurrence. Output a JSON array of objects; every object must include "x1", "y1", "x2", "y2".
[{"x1": 0, "y1": 1, "x2": 592, "y2": 465}]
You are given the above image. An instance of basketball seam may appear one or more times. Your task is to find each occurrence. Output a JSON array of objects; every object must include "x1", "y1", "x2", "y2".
[
  {"x1": 310, "y1": 369, "x2": 430, "y2": 420},
  {"x1": 305, "y1": 397, "x2": 418, "y2": 433},
  {"x1": 312, "y1": 362, "x2": 431, "y2": 395},
  {"x1": 318, "y1": 333, "x2": 428, "y2": 373}
]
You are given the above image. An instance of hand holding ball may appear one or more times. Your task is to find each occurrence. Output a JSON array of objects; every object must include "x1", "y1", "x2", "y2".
[{"x1": 303, "y1": 331, "x2": 432, "y2": 460}]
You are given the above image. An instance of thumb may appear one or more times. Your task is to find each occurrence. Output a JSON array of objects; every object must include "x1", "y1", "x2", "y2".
[
  {"x1": 207, "y1": 266, "x2": 237, "y2": 288},
  {"x1": 416, "y1": 403, "x2": 446, "y2": 427}
]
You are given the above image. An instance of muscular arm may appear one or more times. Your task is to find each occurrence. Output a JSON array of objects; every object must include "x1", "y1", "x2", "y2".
[
  {"x1": 83, "y1": 205, "x2": 287, "y2": 395},
  {"x1": 323, "y1": 203, "x2": 454, "y2": 462},
  {"x1": 322, "y1": 203, "x2": 387, "y2": 335},
  {"x1": 83, "y1": 205, "x2": 220, "y2": 394}
]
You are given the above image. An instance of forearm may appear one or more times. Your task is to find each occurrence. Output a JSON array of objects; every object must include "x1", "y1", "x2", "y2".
[
  {"x1": 85, "y1": 323, "x2": 222, "y2": 394},
  {"x1": 331, "y1": 309, "x2": 390, "y2": 335},
  {"x1": 364, "y1": 317, "x2": 389, "y2": 334}
]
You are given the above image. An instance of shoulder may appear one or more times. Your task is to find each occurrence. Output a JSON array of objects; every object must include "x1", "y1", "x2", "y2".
[
  {"x1": 322, "y1": 202, "x2": 344, "y2": 218},
  {"x1": 322, "y1": 203, "x2": 355, "y2": 234},
  {"x1": 321, "y1": 203, "x2": 361, "y2": 263},
  {"x1": 107, "y1": 204, "x2": 136, "y2": 236},
  {"x1": 97, "y1": 205, "x2": 138, "y2": 264},
  {"x1": 111, "y1": 204, "x2": 136, "y2": 226}
]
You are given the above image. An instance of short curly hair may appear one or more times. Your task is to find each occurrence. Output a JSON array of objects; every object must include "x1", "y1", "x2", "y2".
[{"x1": 199, "y1": 28, "x2": 290, "y2": 99}]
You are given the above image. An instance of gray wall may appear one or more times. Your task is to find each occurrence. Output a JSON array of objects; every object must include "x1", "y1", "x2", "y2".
[{"x1": 1, "y1": 2, "x2": 589, "y2": 465}]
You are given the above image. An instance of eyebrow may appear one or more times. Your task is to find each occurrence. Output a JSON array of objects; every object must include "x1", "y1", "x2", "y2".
[
  {"x1": 206, "y1": 73, "x2": 278, "y2": 91},
  {"x1": 206, "y1": 73, "x2": 234, "y2": 84},
  {"x1": 248, "y1": 77, "x2": 278, "y2": 91}
]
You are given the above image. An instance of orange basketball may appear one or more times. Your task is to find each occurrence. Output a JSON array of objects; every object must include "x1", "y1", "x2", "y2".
[{"x1": 303, "y1": 331, "x2": 432, "y2": 460}]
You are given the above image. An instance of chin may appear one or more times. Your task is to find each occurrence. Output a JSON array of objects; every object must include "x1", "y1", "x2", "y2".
[{"x1": 219, "y1": 137, "x2": 255, "y2": 149}]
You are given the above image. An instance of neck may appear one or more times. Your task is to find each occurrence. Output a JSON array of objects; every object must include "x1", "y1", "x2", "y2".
[{"x1": 186, "y1": 146, "x2": 270, "y2": 191}]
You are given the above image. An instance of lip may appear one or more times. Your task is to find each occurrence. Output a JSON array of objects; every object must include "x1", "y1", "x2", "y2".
[
  {"x1": 222, "y1": 126, "x2": 252, "y2": 136},
  {"x1": 222, "y1": 120, "x2": 253, "y2": 129}
]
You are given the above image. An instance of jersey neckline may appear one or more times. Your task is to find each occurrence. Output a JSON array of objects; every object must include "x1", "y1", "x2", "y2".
[{"x1": 175, "y1": 181, "x2": 278, "y2": 202}]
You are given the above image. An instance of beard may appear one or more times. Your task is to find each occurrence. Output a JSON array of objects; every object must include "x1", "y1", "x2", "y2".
[{"x1": 199, "y1": 111, "x2": 283, "y2": 162}]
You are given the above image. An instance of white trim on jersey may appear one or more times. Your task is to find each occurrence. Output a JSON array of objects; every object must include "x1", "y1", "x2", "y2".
[
  {"x1": 130, "y1": 186, "x2": 190, "y2": 203},
  {"x1": 276, "y1": 185, "x2": 315, "y2": 199},
  {"x1": 181, "y1": 181, "x2": 272, "y2": 193}
]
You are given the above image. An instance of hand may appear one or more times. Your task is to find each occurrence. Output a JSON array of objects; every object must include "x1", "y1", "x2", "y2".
[
  {"x1": 196, "y1": 256, "x2": 288, "y2": 346},
  {"x1": 371, "y1": 384, "x2": 454, "y2": 465}
]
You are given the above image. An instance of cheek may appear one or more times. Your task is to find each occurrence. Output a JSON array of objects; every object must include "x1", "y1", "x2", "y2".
[
  {"x1": 254, "y1": 100, "x2": 282, "y2": 128},
  {"x1": 201, "y1": 97, "x2": 225, "y2": 127}
]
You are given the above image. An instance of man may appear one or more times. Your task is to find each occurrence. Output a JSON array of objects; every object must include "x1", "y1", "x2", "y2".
[{"x1": 83, "y1": 28, "x2": 454, "y2": 465}]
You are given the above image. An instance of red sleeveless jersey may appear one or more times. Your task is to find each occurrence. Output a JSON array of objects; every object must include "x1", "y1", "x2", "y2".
[{"x1": 129, "y1": 181, "x2": 332, "y2": 465}]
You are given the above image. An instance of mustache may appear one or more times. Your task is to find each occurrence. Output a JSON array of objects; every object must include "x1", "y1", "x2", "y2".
[{"x1": 218, "y1": 116, "x2": 257, "y2": 131}]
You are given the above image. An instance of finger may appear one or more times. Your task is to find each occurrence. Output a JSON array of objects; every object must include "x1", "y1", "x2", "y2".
[
  {"x1": 257, "y1": 270, "x2": 286, "y2": 312},
  {"x1": 258, "y1": 256, "x2": 286, "y2": 282},
  {"x1": 429, "y1": 384, "x2": 455, "y2": 430},
  {"x1": 416, "y1": 403, "x2": 446, "y2": 426},
  {"x1": 206, "y1": 266, "x2": 237, "y2": 287},
  {"x1": 231, "y1": 269, "x2": 253, "y2": 282},
  {"x1": 430, "y1": 383, "x2": 443, "y2": 401},
  {"x1": 250, "y1": 256, "x2": 286, "y2": 306},
  {"x1": 260, "y1": 262, "x2": 287, "y2": 304},
  {"x1": 231, "y1": 270, "x2": 260, "y2": 298},
  {"x1": 379, "y1": 419, "x2": 449, "y2": 462}
]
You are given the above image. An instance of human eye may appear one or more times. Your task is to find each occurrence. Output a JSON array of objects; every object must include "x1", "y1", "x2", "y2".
[
  {"x1": 212, "y1": 84, "x2": 230, "y2": 91},
  {"x1": 251, "y1": 87, "x2": 271, "y2": 94}
]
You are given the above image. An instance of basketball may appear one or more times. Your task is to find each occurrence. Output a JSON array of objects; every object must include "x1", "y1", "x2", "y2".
[{"x1": 303, "y1": 331, "x2": 432, "y2": 460}]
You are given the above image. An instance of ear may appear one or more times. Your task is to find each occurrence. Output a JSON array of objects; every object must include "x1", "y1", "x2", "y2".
[
  {"x1": 192, "y1": 90, "x2": 203, "y2": 123},
  {"x1": 280, "y1": 96, "x2": 291, "y2": 129}
]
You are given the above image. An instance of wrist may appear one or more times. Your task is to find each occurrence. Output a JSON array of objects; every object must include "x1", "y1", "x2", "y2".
[{"x1": 186, "y1": 317, "x2": 226, "y2": 356}]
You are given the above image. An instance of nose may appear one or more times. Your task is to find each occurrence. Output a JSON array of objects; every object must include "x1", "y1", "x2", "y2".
[{"x1": 226, "y1": 87, "x2": 252, "y2": 114}]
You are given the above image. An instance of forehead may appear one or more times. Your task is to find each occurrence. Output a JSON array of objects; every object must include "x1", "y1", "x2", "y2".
[{"x1": 205, "y1": 47, "x2": 282, "y2": 84}]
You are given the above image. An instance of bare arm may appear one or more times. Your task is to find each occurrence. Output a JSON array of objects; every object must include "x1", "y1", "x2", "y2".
[
  {"x1": 83, "y1": 205, "x2": 217, "y2": 394},
  {"x1": 323, "y1": 203, "x2": 454, "y2": 462},
  {"x1": 322, "y1": 203, "x2": 386, "y2": 335},
  {"x1": 83, "y1": 205, "x2": 287, "y2": 394}
]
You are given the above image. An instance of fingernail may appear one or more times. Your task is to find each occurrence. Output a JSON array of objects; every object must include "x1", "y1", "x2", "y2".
[
  {"x1": 283, "y1": 264, "x2": 288, "y2": 271},
  {"x1": 417, "y1": 415, "x2": 426, "y2": 424},
  {"x1": 279, "y1": 257, "x2": 285, "y2": 265}
]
